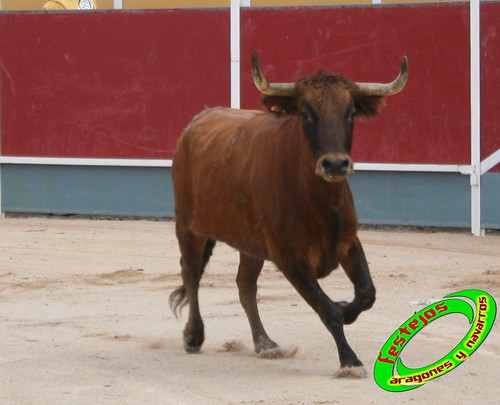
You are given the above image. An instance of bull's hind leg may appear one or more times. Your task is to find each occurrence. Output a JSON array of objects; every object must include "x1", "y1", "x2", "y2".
[
  {"x1": 339, "y1": 237, "x2": 375, "y2": 325},
  {"x1": 236, "y1": 253, "x2": 278, "y2": 352},
  {"x1": 169, "y1": 226, "x2": 215, "y2": 353}
]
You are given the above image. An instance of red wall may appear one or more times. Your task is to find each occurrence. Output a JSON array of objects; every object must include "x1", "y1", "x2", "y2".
[
  {"x1": 0, "y1": 10, "x2": 230, "y2": 158},
  {"x1": 0, "y1": 4, "x2": 499, "y2": 169},
  {"x1": 241, "y1": 4, "x2": 472, "y2": 165}
]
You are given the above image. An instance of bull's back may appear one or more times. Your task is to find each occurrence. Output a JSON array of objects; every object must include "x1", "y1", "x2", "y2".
[{"x1": 173, "y1": 107, "x2": 269, "y2": 255}]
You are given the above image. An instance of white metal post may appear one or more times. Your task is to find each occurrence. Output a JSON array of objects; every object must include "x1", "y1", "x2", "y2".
[
  {"x1": 113, "y1": 0, "x2": 123, "y2": 9},
  {"x1": 230, "y1": 0, "x2": 241, "y2": 109},
  {"x1": 470, "y1": 0, "x2": 483, "y2": 236}
]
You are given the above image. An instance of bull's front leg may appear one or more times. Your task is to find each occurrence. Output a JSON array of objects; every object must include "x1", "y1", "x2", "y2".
[
  {"x1": 339, "y1": 237, "x2": 376, "y2": 325},
  {"x1": 282, "y1": 263, "x2": 364, "y2": 371}
]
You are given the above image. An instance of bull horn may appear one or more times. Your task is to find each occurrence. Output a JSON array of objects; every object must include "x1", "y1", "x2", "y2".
[
  {"x1": 252, "y1": 50, "x2": 296, "y2": 97},
  {"x1": 356, "y1": 56, "x2": 409, "y2": 96}
]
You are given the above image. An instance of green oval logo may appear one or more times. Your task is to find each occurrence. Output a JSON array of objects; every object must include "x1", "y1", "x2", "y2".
[{"x1": 374, "y1": 289, "x2": 497, "y2": 392}]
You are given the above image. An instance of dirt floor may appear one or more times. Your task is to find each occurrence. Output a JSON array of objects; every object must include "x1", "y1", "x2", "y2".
[{"x1": 0, "y1": 217, "x2": 499, "y2": 404}]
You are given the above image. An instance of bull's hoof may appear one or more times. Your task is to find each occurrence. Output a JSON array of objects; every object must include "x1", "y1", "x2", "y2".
[
  {"x1": 342, "y1": 307, "x2": 360, "y2": 325},
  {"x1": 337, "y1": 301, "x2": 360, "y2": 325},
  {"x1": 184, "y1": 342, "x2": 202, "y2": 353},
  {"x1": 254, "y1": 337, "x2": 279, "y2": 353},
  {"x1": 335, "y1": 366, "x2": 368, "y2": 379},
  {"x1": 255, "y1": 340, "x2": 279, "y2": 353},
  {"x1": 257, "y1": 346, "x2": 299, "y2": 360},
  {"x1": 183, "y1": 332, "x2": 204, "y2": 353},
  {"x1": 183, "y1": 326, "x2": 204, "y2": 353}
]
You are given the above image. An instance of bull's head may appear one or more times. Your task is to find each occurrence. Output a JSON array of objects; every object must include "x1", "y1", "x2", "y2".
[{"x1": 252, "y1": 50, "x2": 408, "y2": 183}]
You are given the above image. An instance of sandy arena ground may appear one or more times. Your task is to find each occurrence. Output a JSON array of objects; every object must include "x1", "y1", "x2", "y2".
[{"x1": 0, "y1": 217, "x2": 499, "y2": 404}]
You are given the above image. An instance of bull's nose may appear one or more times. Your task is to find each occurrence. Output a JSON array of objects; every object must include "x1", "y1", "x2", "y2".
[
  {"x1": 320, "y1": 156, "x2": 350, "y2": 176},
  {"x1": 315, "y1": 154, "x2": 354, "y2": 182}
]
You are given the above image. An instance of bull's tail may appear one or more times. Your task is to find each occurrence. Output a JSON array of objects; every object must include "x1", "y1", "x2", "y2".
[
  {"x1": 169, "y1": 238, "x2": 216, "y2": 319},
  {"x1": 169, "y1": 286, "x2": 188, "y2": 319}
]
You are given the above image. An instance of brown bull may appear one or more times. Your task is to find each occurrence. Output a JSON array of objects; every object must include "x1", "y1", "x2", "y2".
[{"x1": 170, "y1": 51, "x2": 408, "y2": 374}]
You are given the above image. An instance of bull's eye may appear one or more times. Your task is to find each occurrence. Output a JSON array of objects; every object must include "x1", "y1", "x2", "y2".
[
  {"x1": 345, "y1": 102, "x2": 357, "y2": 120},
  {"x1": 301, "y1": 110, "x2": 312, "y2": 123},
  {"x1": 300, "y1": 102, "x2": 317, "y2": 124}
]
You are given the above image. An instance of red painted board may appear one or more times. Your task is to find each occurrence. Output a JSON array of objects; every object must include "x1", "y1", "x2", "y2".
[
  {"x1": 0, "y1": 10, "x2": 229, "y2": 159},
  {"x1": 1, "y1": 5, "x2": 498, "y2": 169},
  {"x1": 241, "y1": 4, "x2": 472, "y2": 165}
]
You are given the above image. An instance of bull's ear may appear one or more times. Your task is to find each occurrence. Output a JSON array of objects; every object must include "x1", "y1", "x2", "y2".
[
  {"x1": 354, "y1": 95, "x2": 386, "y2": 118},
  {"x1": 261, "y1": 96, "x2": 298, "y2": 115}
]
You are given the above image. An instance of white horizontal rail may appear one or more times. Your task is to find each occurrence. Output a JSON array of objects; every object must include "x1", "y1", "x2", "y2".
[
  {"x1": 0, "y1": 156, "x2": 480, "y2": 175},
  {"x1": 354, "y1": 163, "x2": 473, "y2": 174},
  {"x1": 0, "y1": 157, "x2": 172, "y2": 167}
]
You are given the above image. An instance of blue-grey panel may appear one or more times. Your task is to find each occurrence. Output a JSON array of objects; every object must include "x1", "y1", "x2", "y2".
[
  {"x1": 349, "y1": 171, "x2": 471, "y2": 228},
  {"x1": 2, "y1": 165, "x2": 498, "y2": 229},
  {"x1": 2, "y1": 165, "x2": 174, "y2": 217},
  {"x1": 481, "y1": 172, "x2": 500, "y2": 229}
]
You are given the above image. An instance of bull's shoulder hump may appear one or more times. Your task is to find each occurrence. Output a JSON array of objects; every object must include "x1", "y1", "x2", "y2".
[{"x1": 192, "y1": 107, "x2": 263, "y2": 123}]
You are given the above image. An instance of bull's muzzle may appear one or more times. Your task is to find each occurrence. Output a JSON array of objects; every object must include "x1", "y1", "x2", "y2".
[{"x1": 315, "y1": 153, "x2": 354, "y2": 183}]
